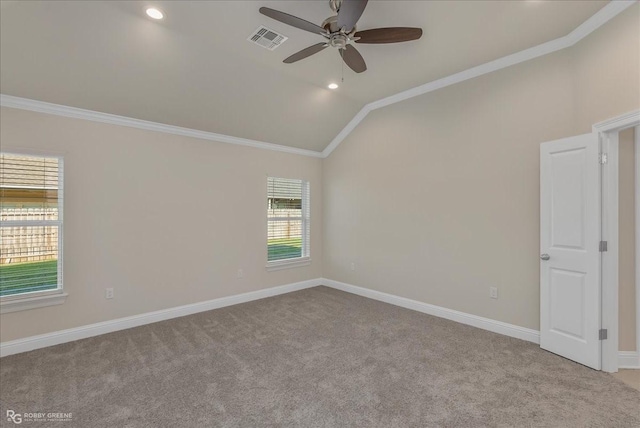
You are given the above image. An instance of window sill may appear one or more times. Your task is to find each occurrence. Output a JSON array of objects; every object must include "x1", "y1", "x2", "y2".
[
  {"x1": 0, "y1": 291, "x2": 68, "y2": 314},
  {"x1": 266, "y1": 257, "x2": 311, "y2": 272}
]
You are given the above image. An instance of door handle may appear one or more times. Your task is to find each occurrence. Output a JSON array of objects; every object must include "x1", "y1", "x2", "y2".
[{"x1": 540, "y1": 253, "x2": 550, "y2": 261}]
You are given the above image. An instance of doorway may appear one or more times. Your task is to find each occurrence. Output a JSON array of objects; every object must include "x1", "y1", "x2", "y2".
[
  {"x1": 617, "y1": 127, "x2": 638, "y2": 368},
  {"x1": 594, "y1": 112, "x2": 640, "y2": 372},
  {"x1": 539, "y1": 111, "x2": 639, "y2": 372}
]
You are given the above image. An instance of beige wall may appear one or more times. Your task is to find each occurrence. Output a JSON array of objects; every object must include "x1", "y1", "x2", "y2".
[
  {"x1": 0, "y1": 108, "x2": 323, "y2": 342},
  {"x1": 619, "y1": 128, "x2": 636, "y2": 352},
  {"x1": 323, "y1": 5, "x2": 640, "y2": 332},
  {"x1": 1, "y1": 5, "x2": 638, "y2": 346}
]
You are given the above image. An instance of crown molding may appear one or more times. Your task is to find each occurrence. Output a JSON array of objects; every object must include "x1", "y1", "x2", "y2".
[
  {"x1": 565, "y1": 0, "x2": 635, "y2": 45},
  {"x1": 0, "y1": 95, "x2": 324, "y2": 158},
  {"x1": 321, "y1": 105, "x2": 373, "y2": 157},
  {"x1": 1, "y1": 2, "x2": 635, "y2": 159},
  {"x1": 322, "y1": 0, "x2": 637, "y2": 158}
]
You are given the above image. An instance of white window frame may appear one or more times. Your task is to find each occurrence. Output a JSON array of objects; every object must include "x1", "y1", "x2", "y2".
[
  {"x1": 0, "y1": 152, "x2": 67, "y2": 314},
  {"x1": 266, "y1": 177, "x2": 311, "y2": 271}
]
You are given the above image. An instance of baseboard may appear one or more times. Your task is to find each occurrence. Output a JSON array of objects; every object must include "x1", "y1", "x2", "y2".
[
  {"x1": 0, "y1": 278, "x2": 321, "y2": 358},
  {"x1": 619, "y1": 351, "x2": 640, "y2": 369},
  {"x1": 9, "y1": 277, "x2": 624, "y2": 360},
  {"x1": 322, "y1": 278, "x2": 541, "y2": 344}
]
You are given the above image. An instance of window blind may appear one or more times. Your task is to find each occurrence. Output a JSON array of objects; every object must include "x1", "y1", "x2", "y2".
[
  {"x1": 0, "y1": 153, "x2": 63, "y2": 297},
  {"x1": 267, "y1": 177, "x2": 310, "y2": 262}
]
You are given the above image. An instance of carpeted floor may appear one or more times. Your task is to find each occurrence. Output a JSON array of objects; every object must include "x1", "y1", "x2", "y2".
[{"x1": 1, "y1": 286, "x2": 639, "y2": 427}]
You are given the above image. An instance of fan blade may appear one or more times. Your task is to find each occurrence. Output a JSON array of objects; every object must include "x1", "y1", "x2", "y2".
[
  {"x1": 259, "y1": 7, "x2": 326, "y2": 35},
  {"x1": 340, "y1": 45, "x2": 367, "y2": 73},
  {"x1": 354, "y1": 27, "x2": 423, "y2": 44},
  {"x1": 283, "y1": 43, "x2": 328, "y2": 64},
  {"x1": 336, "y1": 0, "x2": 368, "y2": 33}
]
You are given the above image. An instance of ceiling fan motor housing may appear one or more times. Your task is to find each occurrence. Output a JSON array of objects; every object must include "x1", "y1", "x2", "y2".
[
  {"x1": 322, "y1": 16, "x2": 339, "y2": 33},
  {"x1": 322, "y1": 16, "x2": 357, "y2": 39}
]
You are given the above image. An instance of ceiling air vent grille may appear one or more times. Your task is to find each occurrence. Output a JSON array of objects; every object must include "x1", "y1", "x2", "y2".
[{"x1": 248, "y1": 26, "x2": 288, "y2": 51}]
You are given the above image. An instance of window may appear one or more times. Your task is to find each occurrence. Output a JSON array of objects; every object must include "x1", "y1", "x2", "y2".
[
  {"x1": 0, "y1": 153, "x2": 66, "y2": 313},
  {"x1": 267, "y1": 177, "x2": 310, "y2": 270}
]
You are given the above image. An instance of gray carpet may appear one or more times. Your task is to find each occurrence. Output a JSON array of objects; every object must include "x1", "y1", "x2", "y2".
[{"x1": 1, "y1": 286, "x2": 639, "y2": 427}]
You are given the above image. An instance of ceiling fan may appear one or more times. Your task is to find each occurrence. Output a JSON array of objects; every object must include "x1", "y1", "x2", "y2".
[{"x1": 259, "y1": 0, "x2": 422, "y2": 73}]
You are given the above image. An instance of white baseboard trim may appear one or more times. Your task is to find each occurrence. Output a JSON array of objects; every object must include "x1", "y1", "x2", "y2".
[
  {"x1": 7, "y1": 277, "x2": 627, "y2": 362},
  {"x1": 619, "y1": 351, "x2": 640, "y2": 369},
  {"x1": 0, "y1": 278, "x2": 321, "y2": 358},
  {"x1": 321, "y1": 278, "x2": 541, "y2": 344}
]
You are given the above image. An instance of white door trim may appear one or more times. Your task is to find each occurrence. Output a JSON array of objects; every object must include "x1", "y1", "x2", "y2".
[
  {"x1": 593, "y1": 110, "x2": 640, "y2": 372},
  {"x1": 635, "y1": 125, "x2": 640, "y2": 368},
  {"x1": 601, "y1": 130, "x2": 619, "y2": 372}
]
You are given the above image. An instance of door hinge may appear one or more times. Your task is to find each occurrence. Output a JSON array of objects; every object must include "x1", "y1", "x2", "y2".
[
  {"x1": 599, "y1": 329, "x2": 608, "y2": 340},
  {"x1": 599, "y1": 153, "x2": 608, "y2": 164},
  {"x1": 599, "y1": 241, "x2": 608, "y2": 252}
]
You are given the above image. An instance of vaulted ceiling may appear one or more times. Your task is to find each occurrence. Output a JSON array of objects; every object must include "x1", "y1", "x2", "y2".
[{"x1": 0, "y1": 1, "x2": 608, "y2": 152}]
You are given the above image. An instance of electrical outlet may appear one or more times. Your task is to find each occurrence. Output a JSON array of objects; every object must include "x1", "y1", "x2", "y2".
[
  {"x1": 237, "y1": 268, "x2": 244, "y2": 279},
  {"x1": 489, "y1": 287, "x2": 498, "y2": 299},
  {"x1": 105, "y1": 288, "x2": 114, "y2": 299},
  {"x1": 350, "y1": 262, "x2": 356, "y2": 271}
]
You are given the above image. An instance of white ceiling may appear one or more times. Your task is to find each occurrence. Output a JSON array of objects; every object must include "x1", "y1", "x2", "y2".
[{"x1": 0, "y1": 1, "x2": 608, "y2": 152}]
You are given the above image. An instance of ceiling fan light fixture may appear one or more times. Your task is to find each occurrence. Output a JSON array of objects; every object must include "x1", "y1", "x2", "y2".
[
  {"x1": 328, "y1": 83, "x2": 339, "y2": 89},
  {"x1": 259, "y1": 1, "x2": 421, "y2": 74},
  {"x1": 145, "y1": 7, "x2": 164, "y2": 20}
]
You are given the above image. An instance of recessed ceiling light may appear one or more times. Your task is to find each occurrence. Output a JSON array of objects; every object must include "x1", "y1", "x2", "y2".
[
  {"x1": 146, "y1": 8, "x2": 164, "y2": 20},
  {"x1": 328, "y1": 83, "x2": 339, "y2": 90}
]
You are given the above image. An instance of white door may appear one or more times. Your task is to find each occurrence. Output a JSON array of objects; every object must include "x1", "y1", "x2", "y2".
[{"x1": 540, "y1": 133, "x2": 601, "y2": 370}]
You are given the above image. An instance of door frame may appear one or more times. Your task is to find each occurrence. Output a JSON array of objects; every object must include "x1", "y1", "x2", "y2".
[
  {"x1": 592, "y1": 110, "x2": 640, "y2": 372},
  {"x1": 636, "y1": 125, "x2": 640, "y2": 369}
]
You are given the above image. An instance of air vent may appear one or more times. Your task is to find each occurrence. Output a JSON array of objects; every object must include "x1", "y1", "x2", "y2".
[{"x1": 248, "y1": 26, "x2": 288, "y2": 51}]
